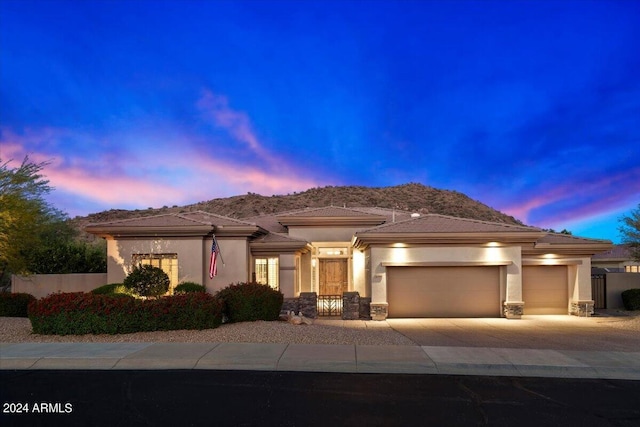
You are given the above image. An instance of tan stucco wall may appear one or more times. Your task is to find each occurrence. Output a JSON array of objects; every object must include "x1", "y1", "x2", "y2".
[
  {"x1": 105, "y1": 236, "x2": 249, "y2": 293},
  {"x1": 278, "y1": 253, "x2": 297, "y2": 298},
  {"x1": 287, "y1": 226, "x2": 365, "y2": 242},
  {"x1": 204, "y1": 237, "x2": 250, "y2": 293},
  {"x1": 106, "y1": 237, "x2": 205, "y2": 285},
  {"x1": 12, "y1": 273, "x2": 107, "y2": 299},
  {"x1": 352, "y1": 249, "x2": 367, "y2": 295},
  {"x1": 606, "y1": 273, "x2": 640, "y2": 309},
  {"x1": 299, "y1": 252, "x2": 312, "y2": 292},
  {"x1": 368, "y1": 245, "x2": 522, "y2": 307}
]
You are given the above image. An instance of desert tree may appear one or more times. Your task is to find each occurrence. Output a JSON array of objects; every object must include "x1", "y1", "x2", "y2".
[{"x1": 619, "y1": 204, "x2": 640, "y2": 262}]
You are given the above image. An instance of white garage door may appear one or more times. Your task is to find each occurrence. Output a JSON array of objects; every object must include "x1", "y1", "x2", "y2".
[
  {"x1": 522, "y1": 266, "x2": 568, "y2": 315},
  {"x1": 387, "y1": 266, "x2": 501, "y2": 318}
]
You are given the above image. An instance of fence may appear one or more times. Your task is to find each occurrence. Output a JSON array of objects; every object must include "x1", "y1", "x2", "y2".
[
  {"x1": 591, "y1": 273, "x2": 640, "y2": 309},
  {"x1": 11, "y1": 273, "x2": 108, "y2": 299}
]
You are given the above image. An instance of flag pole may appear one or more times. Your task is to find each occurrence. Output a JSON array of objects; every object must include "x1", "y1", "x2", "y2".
[{"x1": 214, "y1": 234, "x2": 225, "y2": 266}]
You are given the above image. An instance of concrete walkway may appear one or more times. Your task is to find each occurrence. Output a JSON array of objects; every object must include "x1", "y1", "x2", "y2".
[{"x1": 2, "y1": 341, "x2": 639, "y2": 380}]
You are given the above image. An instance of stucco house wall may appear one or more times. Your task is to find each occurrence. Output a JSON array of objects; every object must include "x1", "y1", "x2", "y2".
[
  {"x1": 106, "y1": 237, "x2": 204, "y2": 285},
  {"x1": 203, "y1": 237, "x2": 250, "y2": 293}
]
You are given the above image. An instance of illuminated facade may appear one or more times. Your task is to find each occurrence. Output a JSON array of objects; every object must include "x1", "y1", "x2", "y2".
[{"x1": 86, "y1": 206, "x2": 612, "y2": 318}]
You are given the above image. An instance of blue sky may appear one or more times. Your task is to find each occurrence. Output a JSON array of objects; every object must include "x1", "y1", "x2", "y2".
[{"x1": 1, "y1": 0, "x2": 638, "y2": 243}]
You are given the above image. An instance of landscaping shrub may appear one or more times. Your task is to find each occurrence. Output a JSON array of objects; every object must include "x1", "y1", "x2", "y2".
[
  {"x1": 0, "y1": 293, "x2": 36, "y2": 317},
  {"x1": 123, "y1": 265, "x2": 170, "y2": 297},
  {"x1": 175, "y1": 282, "x2": 207, "y2": 294},
  {"x1": 28, "y1": 292, "x2": 224, "y2": 335},
  {"x1": 621, "y1": 289, "x2": 640, "y2": 311},
  {"x1": 91, "y1": 283, "x2": 128, "y2": 295},
  {"x1": 216, "y1": 282, "x2": 283, "y2": 323}
]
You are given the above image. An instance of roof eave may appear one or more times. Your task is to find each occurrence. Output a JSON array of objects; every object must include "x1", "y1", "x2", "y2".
[
  {"x1": 352, "y1": 232, "x2": 546, "y2": 249},
  {"x1": 84, "y1": 225, "x2": 213, "y2": 238},
  {"x1": 525, "y1": 241, "x2": 614, "y2": 256},
  {"x1": 250, "y1": 241, "x2": 312, "y2": 254}
]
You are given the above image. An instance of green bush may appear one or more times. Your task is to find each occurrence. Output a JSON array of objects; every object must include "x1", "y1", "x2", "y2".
[
  {"x1": 621, "y1": 289, "x2": 640, "y2": 310},
  {"x1": 175, "y1": 282, "x2": 206, "y2": 294},
  {"x1": 123, "y1": 265, "x2": 170, "y2": 297},
  {"x1": 216, "y1": 282, "x2": 283, "y2": 323},
  {"x1": 0, "y1": 293, "x2": 36, "y2": 317},
  {"x1": 28, "y1": 292, "x2": 224, "y2": 335},
  {"x1": 91, "y1": 283, "x2": 124, "y2": 295}
]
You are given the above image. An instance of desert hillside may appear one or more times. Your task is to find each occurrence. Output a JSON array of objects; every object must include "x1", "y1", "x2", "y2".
[{"x1": 73, "y1": 183, "x2": 522, "y2": 233}]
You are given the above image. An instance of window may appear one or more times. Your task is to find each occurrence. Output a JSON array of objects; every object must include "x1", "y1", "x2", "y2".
[
  {"x1": 132, "y1": 254, "x2": 179, "y2": 290},
  {"x1": 625, "y1": 265, "x2": 640, "y2": 273},
  {"x1": 255, "y1": 257, "x2": 279, "y2": 290}
]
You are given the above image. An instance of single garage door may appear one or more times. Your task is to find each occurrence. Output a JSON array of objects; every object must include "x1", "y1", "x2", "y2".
[
  {"x1": 387, "y1": 266, "x2": 501, "y2": 318},
  {"x1": 522, "y1": 266, "x2": 568, "y2": 315}
]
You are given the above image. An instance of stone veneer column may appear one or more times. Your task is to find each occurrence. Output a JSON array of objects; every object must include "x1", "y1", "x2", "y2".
[
  {"x1": 298, "y1": 292, "x2": 318, "y2": 318},
  {"x1": 503, "y1": 301, "x2": 524, "y2": 319},
  {"x1": 570, "y1": 300, "x2": 594, "y2": 317},
  {"x1": 342, "y1": 292, "x2": 360, "y2": 320},
  {"x1": 370, "y1": 302, "x2": 388, "y2": 321}
]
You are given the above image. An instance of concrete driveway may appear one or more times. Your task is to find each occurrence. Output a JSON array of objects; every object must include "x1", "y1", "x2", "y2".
[{"x1": 386, "y1": 314, "x2": 640, "y2": 351}]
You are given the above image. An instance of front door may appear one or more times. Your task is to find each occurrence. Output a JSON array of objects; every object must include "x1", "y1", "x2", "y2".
[{"x1": 319, "y1": 259, "x2": 348, "y2": 295}]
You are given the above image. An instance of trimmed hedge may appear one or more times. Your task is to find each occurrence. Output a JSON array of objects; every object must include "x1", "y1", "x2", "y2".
[
  {"x1": 621, "y1": 289, "x2": 640, "y2": 311},
  {"x1": 0, "y1": 293, "x2": 36, "y2": 317},
  {"x1": 175, "y1": 282, "x2": 207, "y2": 294},
  {"x1": 216, "y1": 282, "x2": 283, "y2": 323},
  {"x1": 28, "y1": 292, "x2": 224, "y2": 335}
]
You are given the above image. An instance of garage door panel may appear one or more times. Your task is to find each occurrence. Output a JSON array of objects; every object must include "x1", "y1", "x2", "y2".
[
  {"x1": 387, "y1": 266, "x2": 500, "y2": 318},
  {"x1": 522, "y1": 266, "x2": 568, "y2": 315}
]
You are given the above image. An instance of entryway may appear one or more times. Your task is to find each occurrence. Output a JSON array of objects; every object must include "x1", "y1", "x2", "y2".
[{"x1": 317, "y1": 258, "x2": 348, "y2": 316}]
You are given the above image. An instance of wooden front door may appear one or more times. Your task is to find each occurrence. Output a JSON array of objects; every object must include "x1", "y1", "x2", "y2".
[{"x1": 319, "y1": 259, "x2": 348, "y2": 295}]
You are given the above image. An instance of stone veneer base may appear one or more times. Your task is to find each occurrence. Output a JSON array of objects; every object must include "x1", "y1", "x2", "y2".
[
  {"x1": 370, "y1": 302, "x2": 389, "y2": 321},
  {"x1": 570, "y1": 300, "x2": 594, "y2": 317},
  {"x1": 503, "y1": 301, "x2": 524, "y2": 319}
]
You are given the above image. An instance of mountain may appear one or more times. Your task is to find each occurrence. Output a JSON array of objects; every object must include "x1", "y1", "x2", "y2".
[{"x1": 73, "y1": 183, "x2": 522, "y2": 234}]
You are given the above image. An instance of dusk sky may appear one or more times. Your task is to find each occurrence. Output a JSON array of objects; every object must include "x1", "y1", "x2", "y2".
[{"x1": 1, "y1": 0, "x2": 638, "y2": 243}]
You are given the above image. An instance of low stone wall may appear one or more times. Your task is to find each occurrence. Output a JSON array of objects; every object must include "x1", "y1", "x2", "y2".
[
  {"x1": 11, "y1": 273, "x2": 108, "y2": 299},
  {"x1": 282, "y1": 292, "x2": 372, "y2": 320},
  {"x1": 298, "y1": 292, "x2": 317, "y2": 318}
]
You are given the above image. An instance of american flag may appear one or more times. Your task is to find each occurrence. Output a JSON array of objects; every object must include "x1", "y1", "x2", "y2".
[{"x1": 209, "y1": 237, "x2": 220, "y2": 279}]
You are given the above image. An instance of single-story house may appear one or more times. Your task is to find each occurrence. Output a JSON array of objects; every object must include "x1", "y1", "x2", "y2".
[
  {"x1": 85, "y1": 206, "x2": 612, "y2": 319},
  {"x1": 591, "y1": 244, "x2": 640, "y2": 273}
]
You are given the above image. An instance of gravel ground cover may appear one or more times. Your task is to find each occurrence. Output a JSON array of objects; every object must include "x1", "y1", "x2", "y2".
[
  {"x1": 0, "y1": 317, "x2": 416, "y2": 346},
  {"x1": 2, "y1": 312, "x2": 640, "y2": 346}
]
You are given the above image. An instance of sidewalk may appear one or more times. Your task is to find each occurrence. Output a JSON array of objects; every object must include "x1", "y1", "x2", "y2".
[{"x1": 2, "y1": 341, "x2": 639, "y2": 380}]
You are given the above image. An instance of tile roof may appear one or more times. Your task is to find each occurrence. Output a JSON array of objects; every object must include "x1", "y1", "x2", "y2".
[
  {"x1": 251, "y1": 233, "x2": 309, "y2": 244},
  {"x1": 86, "y1": 211, "x2": 255, "y2": 228},
  {"x1": 86, "y1": 213, "x2": 212, "y2": 229},
  {"x1": 276, "y1": 206, "x2": 387, "y2": 218},
  {"x1": 592, "y1": 244, "x2": 633, "y2": 259},
  {"x1": 355, "y1": 214, "x2": 541, "y2": 234},
  {"x1": 244, "y1": 206, "x2": 393, "y2": 232}
]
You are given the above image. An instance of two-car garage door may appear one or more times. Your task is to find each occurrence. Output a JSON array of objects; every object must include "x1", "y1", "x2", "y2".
[
  {"x1": 387, "y1": 266, "x2": 501, "y2": 318},
  {"x1": 386, "y1": 265, "x2": 570, "y2": 318}
]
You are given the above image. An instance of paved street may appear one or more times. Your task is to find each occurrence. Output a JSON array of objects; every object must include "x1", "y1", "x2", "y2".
[{"x1": 2, "y1": 370, "x2": 640, "y2": 427}]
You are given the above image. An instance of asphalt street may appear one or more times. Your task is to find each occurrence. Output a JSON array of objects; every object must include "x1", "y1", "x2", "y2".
[{"x1": 2, "y1": 370, "x2": 639, "y2": 427}]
